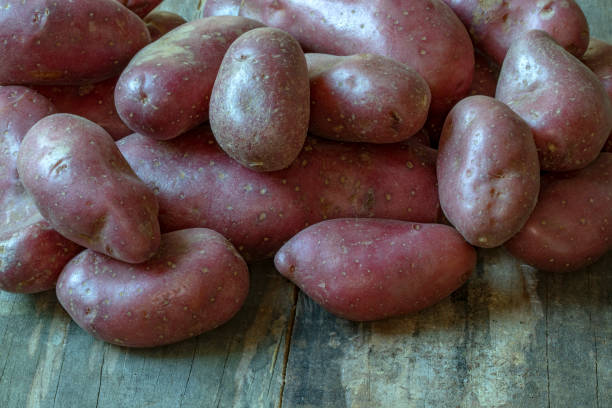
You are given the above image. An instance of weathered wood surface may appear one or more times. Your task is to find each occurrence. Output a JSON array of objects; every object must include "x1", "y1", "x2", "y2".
[{"x1": 0, "y1": 0, "x2": 611, "y2": 407}]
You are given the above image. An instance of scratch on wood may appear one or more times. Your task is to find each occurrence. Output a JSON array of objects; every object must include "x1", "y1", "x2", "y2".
[
  {"x1": 213, "y1": 348, "x2": 231, "y2": 408},
  {"x1": 589, "y1": 269, "x2": 600, "y2": 408},
  {"x1": 277, "y1": 285, "x2": 298, "y2": 408},
  {"x1": 545, "y1": 273, "x2": 551, "y2": 408},
  {"x1": 94, "y1": 344, "x2": 107, "y2": 408},
  {"x1": 179, "y1": 341, "x2": 197, "y2": 406}
]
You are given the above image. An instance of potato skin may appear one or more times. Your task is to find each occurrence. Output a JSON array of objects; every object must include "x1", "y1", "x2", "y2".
[
  {"x1": 118, "y1": 125, "x2": 440, "y2": 261},
  {"x1": 144, "y1": 11, "x2": 187, "y2": 41},
  {"x1": 442, "y1": 0, "x2": 589, "y2": 64},
  {"x1": 274, "y1": 218, "x2": 476, "y2": 321},
  {"x1": 239, "y1": 0, "x2": 473, "y2": 115},
  {"x1": 505, "y1": 153, "x2": 612, "y2": 273},
  {"x1": 118, "y1": 0, "x2": 163, "y2": 18},
  {"x1": 496, "y1": 30, "x2": 612, "y2": 171},
  {"x1": 581, "y1": 38, "x2": 612, "y2": 153},
  {"x1": 115, "y1": 16, "x2": 264, "y2": 141},
  {"x1": 33, "y1": 77, "x2": 131, "y2": 140},
  {"x1": 306, "y1": 53, "x2": 430, "y2": 144},
  {"x1": 210, "y1": 27, "x2": 309, "y2": 171},
  {"x1": 0, "y1": 87, "x2": 82, "y2": 293},
  {"x1": 469, "y1": 49, "x2": 499, "y2": 98},
  {"x1": 437, "y1": 96, "x2": 540, "y2": 248},
  {"x1": 202, "y1": 0, "x2": 241, "y2": 17},
  {"x1": 17, "y1": 114, "x2": 160, "y2": 264},
  {"x1": 56, "y1": 228, "x2": 249, "y2": 347},
  {"x1": 0, "y1": 0, "x2": 150, "y2": 86}
]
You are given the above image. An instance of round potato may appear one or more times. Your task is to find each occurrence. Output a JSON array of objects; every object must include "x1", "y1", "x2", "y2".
[
  {"x1": 56, "y1": 228, "x2": 249, "y2": 347},
  {"x1": 306, "y1": 53, "x2": 431, "y2": 144},
  {"x1": 437, "y1": 95, "x2": 539, "y2": 247},
  {"x1": 210, "y1": 27, "x2": 309, "y2": 171},
  {"x1": 505, "y1": 153, "x2": 612, "y2": 273},
  {"x1": 496, "y1": 30, "x2": 612, "y2": 171}
]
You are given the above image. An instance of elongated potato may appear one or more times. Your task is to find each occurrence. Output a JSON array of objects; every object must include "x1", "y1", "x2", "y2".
[
  {"x1": 438, "y1": 95, "x2": 540, "y2": 247},
  {"x1": 496, "y1": 30, "x2": 612, "y2": 171},
  {"x1": 210, "y1": 27, "x2": 309, "y2": 171},
  {"x1": 0, "y1": 86, "x2": 82, "y2": 293},
  {"x1": 144, "y1": 11, "x2": 187, "y2": 41},
  {"x1": 442, "y1": 0, "x2": 589, "y2": 64},
  {"x1": 17, "y1": 114, "x2": 160, "y2": 263},
  {"x1": 505, "y1": 153, "x2": 612, "y2": 273},
  {"x1": 118, "y1": 125, "x2": 440, "y2": 261},
  {"x1": 274, "y1": 218, "x2": 476, "y2": 321},
  {"x1": 115, "y1": 16, "x2": 264, "y2": 140},
  {"x1": 33, "y1": 77, "x2": 131, "y2": 140},
  {"x1": 56, "y1": 228, "x2": 249, "y2": 347},
  {"x1": 0, "y1": 0, "x2": 150, "y2": 86},
  {"x1": 239, "y1": 0, "x2": 474, "y2": 114},
  {"x1": 581, "y1": 38, "x2": 612, "y2": 152},
  {"x1": 306, "y1": 53, "x2": 431, "y2": 143}
]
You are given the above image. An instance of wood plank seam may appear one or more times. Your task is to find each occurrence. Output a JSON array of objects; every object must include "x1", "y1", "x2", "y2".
[{"x1": 278, "y1": 285, "x2": 299, "y2": 408}]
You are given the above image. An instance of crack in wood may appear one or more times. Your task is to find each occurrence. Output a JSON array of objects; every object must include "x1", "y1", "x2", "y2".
[
  {"x1": 179, "y1": 340, "x2": 197, "y2": 407},
  {"x1": 95, "y1": 344, "x2": 107, "y2": 408},
  {"x1": 545, "y1": 274, "x2": 551, "y2": 408},
  {"x1": 277, "y1": 284, "x2": 299, "y2": 408}
]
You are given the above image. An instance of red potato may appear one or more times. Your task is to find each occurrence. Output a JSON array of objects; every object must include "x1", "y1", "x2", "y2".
[
  {"x1": 238, "y1": 0, "x2": 474, "y2": 115},
  {"x1": 202, "y1": 0, "x2": 241, "y2": 17},
  {"x1": 143, "y1": 11, "x2": 187, "y2": 41},
  {"x1": 56, "y1": 228, "x2": 249, "y2": 347},
  {"x1": 32, "y1": 77, "x2": 131, "y2": 140},
  {"x1": 437, "y1": 95, "x2": 540, "y2": 248},
  {"x1": 496, "y1": 30, "x2": 612, "y2": 171},
  {"x1": 17, "y1": 114, "x2": 160, "y2": 264},
  {"x1": 118, "y1": 125, "x2": 440, "y2": 261},
  {"x1": 581, "y1": 38, "x2": 612, "y2": 153},
  {"x1": 0, "y1": 0, "x2": 150, "y2": 86},
  {"x1": 118, "y1": 0, "x2": 163, "y2": 18},
  {"x1": 306, "y1": 53, "x2": 431, "y2": 144},
  {"x1": 0, "y1": 86, "x2": 82, "y2": 293},
  {"x1": 274, "y1": 218, "x2": 476, "y2": 321},
  {"x1": 442, "y1": 0, "x2": 589, "y2": 65},
  {"x1": 469, "y1": 49, "x2": 499, "y2": 98},
  {"x1": 505, "y1": 153, "x2": 612, "y2": 273},
  {"x1": 210, "y1": 27, "x2": 309, "y2": 172},
  {"x1": 114, "y1": 16, "x2": 265, "y2": 141}
]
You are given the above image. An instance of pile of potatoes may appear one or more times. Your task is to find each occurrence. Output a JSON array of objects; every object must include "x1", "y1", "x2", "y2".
[{"x1": 1, "y1": 0, "x2": 611, "y2": 348}]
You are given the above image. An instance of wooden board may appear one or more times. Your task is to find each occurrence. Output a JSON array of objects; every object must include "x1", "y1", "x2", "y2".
[{"x1": 0, "y1": 1, "x2": 610, "y2": 407}]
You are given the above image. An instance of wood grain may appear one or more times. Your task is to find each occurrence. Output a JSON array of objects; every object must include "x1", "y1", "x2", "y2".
[{"x1": 0, "y1": 0, "x2": 610, "y2": 407}]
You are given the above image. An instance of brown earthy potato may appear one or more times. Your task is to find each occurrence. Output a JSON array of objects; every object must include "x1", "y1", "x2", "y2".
[
  {"x1": 0, "y1": 0, "x2": 150, "y2": 86},
  {"x1": 118, "y1": 0, "x2": 163, "y2": 18},
  {"x1": 17, "y1": 114, "x2": 160, "y2": 263},
  {"x1": 274, "y1": 218, "x2": 476, "y2": 321},
  {"x1": 118, "y1": 125, "x2": 440, "y2": 261},
  {"x1": 505, "y1": 153, "x2": 612, "y2": 273},
  {"x1": 306, "y1": 53, "x2": 431, "y2": 144},
  {"x1": 56, "y1": 228, "x2": 249, "y2": 347},
  {"x1": 469, "y1": 49, "x2": 500, "y2": 97},
  {"x1": 32, "y1": 77, "x2": 131, "y2": 140},
  {"x1": 239, "y1": 0, "x2": 474, "y2": 115},
  {"x1": 144, "y1": 11, "x2": 187, "y2": 41},
  {"x1": 202, "y1": 0, "x2": 241, "y2": 17},
  {"x1": 437, "y1": 95, "x2": 540, "y2": 248},
  {"x1": 115, "y1": 16, "x2": 264, "y2": 141},
  {"x1": 210, "y1": 27, "x2": 309, "y2": 171},
  {"x1": 442, "y1": 0, "x2": 589, "y2": 64},
  {"x1": 496, "y1": 30, "x2": 612, "y2": 171},
  {"x1": 0, "y1": 86, "x2": 82, "y2": 293},
  {"x1": 581, "y1": 38, "x2": 612, "y2": 152}
]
